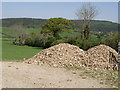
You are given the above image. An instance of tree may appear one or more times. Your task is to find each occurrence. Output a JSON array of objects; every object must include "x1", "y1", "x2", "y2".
[
  {"x1": 76, "y1": 3, "x2": 98, "y2": 39},
  {"x1": 11, "y1": 24, "x2": 28, "y2": 45},
  {"x1": 41, "y1": 18, "x2": 74, "y2": 39},
  {"x1": 104, "y1": 33, "x2": 120, "y2": 51}
]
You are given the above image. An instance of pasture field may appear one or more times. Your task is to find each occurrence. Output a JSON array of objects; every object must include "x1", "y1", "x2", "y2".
[
  {"x1": 1, "y1": 27, "x2": 41, "y2": 38},
  {"x1": 2, "y1": 38, "x2": 43, "y2": 61}
]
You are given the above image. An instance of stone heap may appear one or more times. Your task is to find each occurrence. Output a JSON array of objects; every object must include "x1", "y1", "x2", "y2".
[
  {"x1": 85, "y1": 45, "x2": 118, "y2": 70},
  {"x1": 23, "y1": 43, "x2": 118, "y2": 70},
  {"x1": 24, "y1": 43, "x2": 86, "y2": 67}
]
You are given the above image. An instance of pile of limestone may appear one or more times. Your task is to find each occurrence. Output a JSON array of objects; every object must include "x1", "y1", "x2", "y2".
[
  {"x1": 85, "y1": 45, "x2": 118, "y2": 70},
  {"x1": 24, "y1": 43, "x2": 86, "y2": 67},
  {"x1": 24, "y1": 43, "x2": 118, "y2": 70}
]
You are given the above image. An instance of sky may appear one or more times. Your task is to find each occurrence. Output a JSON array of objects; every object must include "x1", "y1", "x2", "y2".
[{"x1": 2, "y1": 2, "x2": 118, "y2": 23}]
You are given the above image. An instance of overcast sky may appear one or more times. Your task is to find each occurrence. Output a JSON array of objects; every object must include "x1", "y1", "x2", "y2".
[{"x1": 2, "y1": 2, "x2": 118, "y2": 23}]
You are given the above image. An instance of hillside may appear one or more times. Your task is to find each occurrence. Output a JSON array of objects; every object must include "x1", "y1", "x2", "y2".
[
  {"x1": 72, "y1": 20, "x2": 118, "y2": 32},
  {"x1": 1, "y1": 18, "x2": 118, "y2": 32},
  {"x1": 1, "y1": 18, "x2": 46, "y2": 28}
]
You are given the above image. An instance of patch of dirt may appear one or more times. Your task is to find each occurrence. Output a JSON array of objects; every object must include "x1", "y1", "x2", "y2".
[{"x1": 2, "y1": 62, "x2": 110, "y2": 88}]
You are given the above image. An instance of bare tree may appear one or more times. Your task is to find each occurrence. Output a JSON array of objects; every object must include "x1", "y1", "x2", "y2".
[
  {"x1": 10, "y1": 24, "x2": 28, "y2": 45},
  {"x1": 76, "y1": 3, "x2": 99, "y2": 39}
]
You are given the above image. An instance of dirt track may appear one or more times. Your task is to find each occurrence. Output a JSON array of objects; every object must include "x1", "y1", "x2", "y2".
[{"x1": 1, "y1": 62, "x2": 110, "y2": 88}]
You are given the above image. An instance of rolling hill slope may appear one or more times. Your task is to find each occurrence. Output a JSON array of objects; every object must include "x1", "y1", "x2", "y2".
[{"x1": 1, "y1": 18, "x2": 118, "y2": 36}]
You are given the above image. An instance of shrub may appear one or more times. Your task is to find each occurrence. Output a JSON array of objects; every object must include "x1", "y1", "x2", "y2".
[
  {"x1": 51, "y1": 39, "x2": 66, "y2": 46},
  {"x1": 25, "y1": 37, "x2": 35, "y2": 46},
  {"x1": 13, "y1": 34, "x2": 27, "y2": 46},
  {"x1": 34, "y1": 33, "x2": 56, "y2": 48},
  {"x1": 104, "y1": 33, "x2": 120, "y2": 51},
  {"x1": 24, "y1": 32, "x2": 36, "y2": 46}
]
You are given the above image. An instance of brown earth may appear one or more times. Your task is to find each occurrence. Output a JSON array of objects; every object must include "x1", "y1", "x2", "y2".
[{"x1": 2, "y1": 61, "x2": 110, "y2": 88}]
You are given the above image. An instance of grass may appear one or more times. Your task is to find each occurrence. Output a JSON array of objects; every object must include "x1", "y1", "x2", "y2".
[
  {"x1": 59, "y1": 29, "x2": 80, "y2": 39},
  {"x1": 2, "y1": 38, "x2": 43, "y2": 61},
  {"x1": 1, "y1": 27, "x2": 41, "y2": 38},
  {"x1": 65, "y1": 66, "x2": 118, "y2": 88},
  {"x1": 26, "y1": 28, "x2": 41, "y2": 33},
  {"x1": 1, "y1": 25, "x2": 42, "y2": 61}
]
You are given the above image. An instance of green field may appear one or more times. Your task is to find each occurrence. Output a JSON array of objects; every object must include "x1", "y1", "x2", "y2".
[
  {"x1": 2, "y1": 38, "x2": 43, "y2": 61},
  {"x1": 0, "y1": 27, "x2": 41, "y2": 38},
  {"x1": 1, "y1": 26, "x2": 43, "y2": 61}
]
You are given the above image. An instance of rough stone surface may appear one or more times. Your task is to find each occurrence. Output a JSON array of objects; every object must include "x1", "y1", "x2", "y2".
[
  {"x1": 85, "y1": 45, "x2": 118, "y2": 70},
  {"x1": 23, "y1": 43, "x2": 118, "y2": 70}
]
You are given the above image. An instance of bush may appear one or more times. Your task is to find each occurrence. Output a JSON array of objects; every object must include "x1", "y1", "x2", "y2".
[
  {"x1": 13, "y1": 34, "x2": 27, "y2": 46},
  {"x1": 41, "y1": 34, "x2": 56, "y2": 48},
  {"x1": 25, "y1": 37, "x2": 35, "y2": 46},
  {"x1": 51, "y1": 39, "x2": 66, "y2": 46},
  {"x1": 103, "y1": 33, "x2": 120, "y2": 51},
  {"x1": 75, "y1": 38, "x2": 93, "y2": 50},
  {"x1": 65, "y1": 36, "x2": 92, "y2": 50},
  {"x1": 24, "y1": 32, "x2": 36, "y2": 46},
  {"x1": 65, "y1": 37, "x2": 78, "y2": 45},
  {"x1": 24, "y1": 33, "x2": 56, "y2": 48}
]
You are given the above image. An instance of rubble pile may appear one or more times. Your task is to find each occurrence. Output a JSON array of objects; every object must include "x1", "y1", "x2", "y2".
[
  {"x1": 85, "y1": 45, "x2": 118, "y2": 70},
  {"x1": 24, "y1": 43, "x2": 86, "y2": 67},
  {"x1": 24, "y1": 43, "x2": 118, "y2": 70}
]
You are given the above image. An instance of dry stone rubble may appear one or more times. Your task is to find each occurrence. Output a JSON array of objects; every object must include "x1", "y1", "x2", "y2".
[{"x1": 24, "y1": 43, "x2": 118, "y2": 70}]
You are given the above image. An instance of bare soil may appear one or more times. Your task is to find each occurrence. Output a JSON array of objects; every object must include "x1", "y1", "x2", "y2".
[{"x1": 1, "y1": 61, "x2": 110, "y2": 88}]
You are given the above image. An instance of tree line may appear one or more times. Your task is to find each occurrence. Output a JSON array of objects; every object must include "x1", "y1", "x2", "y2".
[{"x1": 12, "y1": 3, "x2": 119, "y2": 51}]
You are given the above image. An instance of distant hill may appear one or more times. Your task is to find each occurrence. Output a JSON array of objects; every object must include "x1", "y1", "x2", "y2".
[
  {"x1": 72, "y1": 20, "x2": 118, "y2": 32},
  {"x1": 1, "y1": 18, "x2": 46, "y2": 28},
  {"x1": 1, "y1": 18, "x2": 118, "y2": 32}
]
